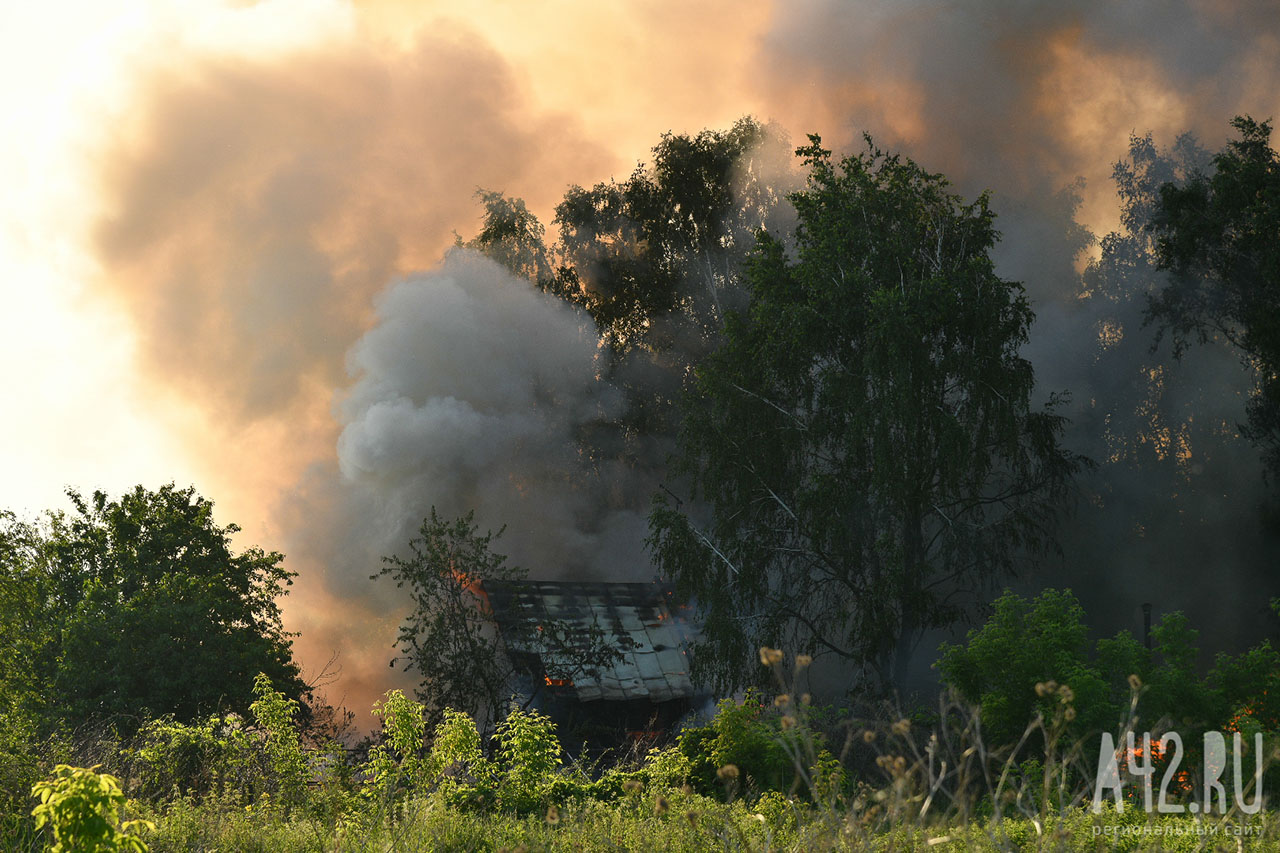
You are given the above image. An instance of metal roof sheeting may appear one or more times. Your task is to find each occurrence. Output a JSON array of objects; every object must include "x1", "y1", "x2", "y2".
[{"x1": 483, "y1": 581, "x2": 697, "y2": 703}]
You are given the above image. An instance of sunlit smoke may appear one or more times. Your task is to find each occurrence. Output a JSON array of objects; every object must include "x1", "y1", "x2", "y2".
[{"x1": 77, "y1": 0, "x2": 1280, "y2": 722}]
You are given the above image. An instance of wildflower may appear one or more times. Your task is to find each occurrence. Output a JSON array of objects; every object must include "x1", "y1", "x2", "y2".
[
  {"x1": 862, "y1": 729, "x2": 876, "y2": 744},
  {"x1": 545, "y1": 805, "x2": 560, "y2": 825},
  {"x1": 759, "y1": 647, "x2": 784, "y2": 666},
  {"x1": 717, "y1": 764, "x2": 740, "y2": 781},
  {"x1": 1058, "y1": 685, "x2": 1074, "y2": 703},
  {"x1": 1064, "y1": 707, "x2": 1077, "y2": 722},
  {"x1": 1034, "y1": 682, "x2": 1049, "y2": 697}
]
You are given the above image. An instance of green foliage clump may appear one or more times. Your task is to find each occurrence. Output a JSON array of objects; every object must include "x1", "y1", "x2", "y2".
[
  {"x1": 937, "y1": 585, "x2": 1280, "y2": 786},
  {"x1": 423, "y1": 708, "x2": 492, "y2": 796},
  {"x1": 493, "y1": 707, "x2": 564, "y2": 813},
  {"x1": 130, "y1": 714, "x2": 259, "y2": 803},
  {"x1": 31, "y1": 765, "x2": 154, "y2": 853},
  {"x1": 678, "y1": 691, "x2": 841, "y2": 801},
  {"x1": 937, "y1": 589, "x2": 1128, "y2": 747},
  {"x1": 361, "y1": 689, "x2": 430, "y2": 804},
  {"x1": 249, "y1": 674, "x2": 307, "y2": 811}
]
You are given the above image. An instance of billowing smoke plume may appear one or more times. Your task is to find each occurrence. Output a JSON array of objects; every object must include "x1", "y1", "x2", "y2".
[
  {"x1": 90, "y1": 27, "x2": 617, "y2": 715},
  {"x1": 87, "y1": 1, "x2": 1280, "y2": 717},
  {"x1": 334, "y1": 249, "x2": 648, "y2": 583}
]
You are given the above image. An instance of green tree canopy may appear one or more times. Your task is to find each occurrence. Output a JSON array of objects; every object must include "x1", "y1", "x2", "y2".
[
  {"x1": 650, "y1": 136, "x2": 1082, "y2": 693},
  {"x1": 9, "y1": 484, "x2": 304, "y2": 732},
  {"x1": 466, "y1": 118, "x2": 793, "y2": 458}
]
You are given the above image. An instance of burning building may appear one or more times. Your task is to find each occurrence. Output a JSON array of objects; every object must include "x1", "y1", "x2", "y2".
[{"x1": 482, "y1": 580, "x2": 700, "y2": 751}]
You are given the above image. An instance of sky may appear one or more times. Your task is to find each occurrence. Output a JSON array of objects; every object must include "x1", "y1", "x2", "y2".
[{"x1": 3, "y1": 0, "x2": 1278, "y2": 722}]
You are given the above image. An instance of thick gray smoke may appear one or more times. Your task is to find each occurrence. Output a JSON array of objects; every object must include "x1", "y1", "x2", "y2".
[{"x1": 335, "y1": 249, "x2": 650, "y2": 583}]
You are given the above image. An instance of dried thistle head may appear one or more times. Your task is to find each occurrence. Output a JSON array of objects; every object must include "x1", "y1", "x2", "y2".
[
  {"x1": 781, "y1": 715, "x2": 797, "y2": 731},
  {"x1": 795, "y1": 654, "x2": 813, "y2": 668},
  {"x1": 622, "y1": 779, "x2": 643, "y2": 794},
  {"x1": 717, "y1": 763, "x2": 740, "y2": 781},
  {"x1": 891, "y1": 718, "x2": 911, "y2": 737},
  {"x1": 759, "y1": 647, "x2": 784, "y2": 667},
  {"x1": 654, "y1": 796, "x2": 669, "y2": 815},
  {"x1": 774, "y1": 693, "x2": 791, "y2": 708},
  {"x1": 862, "y1": 729, "x2": 877, "y2": 744},
  {"x1": 545, "y1": 805, "x2": 560, "y2": 825},
  {"x1": 1128, "y1": 673, "x2": 1143, "y2": 691}
]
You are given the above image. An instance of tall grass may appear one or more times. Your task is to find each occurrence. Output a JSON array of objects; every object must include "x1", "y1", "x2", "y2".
[{"x1": 11, "y1": 662, "x2": 1280, "y2": 852}]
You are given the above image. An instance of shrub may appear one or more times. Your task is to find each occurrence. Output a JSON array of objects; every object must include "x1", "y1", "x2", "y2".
[
  {"x1": 130, "y1": 714, "x2": 261, "y2": 803},
  {"x1": 361, "y1": 689, "x2": 429, "y2": 804},
  {"x1": 31, "y1": 765, "x2": 154, "y2": 853},
  {"x1": 249, "y1": 674, "x2": 306, "y2": 811},
  {"x1": 936, "y1": 589, "x2": 1124, "y2": 750},
  {"x1": 678, "y1": 691, "x2": 840, "y2": 800},
  {"x1": 424, "y1": 708, "x2": 493, "y2": 794},
  {"x1": 494, "y1": 707, "x2": 563, "y2": 812}
]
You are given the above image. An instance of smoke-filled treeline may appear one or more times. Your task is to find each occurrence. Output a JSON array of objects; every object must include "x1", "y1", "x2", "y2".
[
  {"x1": 73, "y1": 2, "x2": 1280, "y2": 720},
  {"x1": 363, "y1": 116, "x2": 1280, "y2": 708}
]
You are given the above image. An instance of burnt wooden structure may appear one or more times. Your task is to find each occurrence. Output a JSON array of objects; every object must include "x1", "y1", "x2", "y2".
[{"x1": 482, "y1": 580, "x2": 699, "y2": 752}]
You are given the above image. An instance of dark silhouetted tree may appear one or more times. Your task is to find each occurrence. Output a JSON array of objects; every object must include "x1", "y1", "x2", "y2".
[{"x1": 650, "y1": 136, "x2": 1082, "y2": 693}]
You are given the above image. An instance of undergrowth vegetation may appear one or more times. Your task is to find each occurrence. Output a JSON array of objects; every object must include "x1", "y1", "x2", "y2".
[{"x1": 10, "y1": 589, "x2": 1280, "y2": 851}]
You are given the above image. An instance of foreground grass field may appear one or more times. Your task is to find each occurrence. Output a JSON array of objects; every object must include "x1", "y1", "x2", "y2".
[
  {"x1": 127, "y1": 793, "x2": 1279, "y2": 852},
  {"x1": 13, "y1": 679, "x2": 1280, "y2": 852}
]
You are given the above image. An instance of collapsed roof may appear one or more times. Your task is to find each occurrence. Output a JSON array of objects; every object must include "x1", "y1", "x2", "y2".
[{"x1": 483, "y1": 580, "x2": 697, "y2": 704}]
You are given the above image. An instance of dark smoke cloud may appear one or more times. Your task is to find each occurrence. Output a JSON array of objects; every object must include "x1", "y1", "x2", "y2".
[
  {"x1": 756, "y1": 0, "x2": 1280, "y2": 207},
  {"x1": 273, "y1": 250, "x2": 659, "y2": 715},
  {"x1": 751, "y1": 0, "x2": 1280, "y2": 659}
]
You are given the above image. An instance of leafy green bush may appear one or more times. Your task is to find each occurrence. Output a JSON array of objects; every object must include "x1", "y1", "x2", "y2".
[
  {"x1": 130, "y1": 714, "x2": 261, "y2": 803},
  {"x1": 936, "y1": 589, "x2": 1130, "y2": 749},
  {"x1": 249, "y1": 674, "x2": 307, "y2": 811},
  {"x1": 361, "y1": 689, "x2": 430, "y2": 805},
  {"x1": 678, "y1": 691, "x2": 841, "y2": 800},
  {"x1": 31, "y1": 765, "x2": 154, "y2": 853},
  {"x1": 424, "y1": 708, "x2": 494, "y2": 796},
  {"x1": 494, "y1": 707, "x2": 563, "y2": 812}
]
